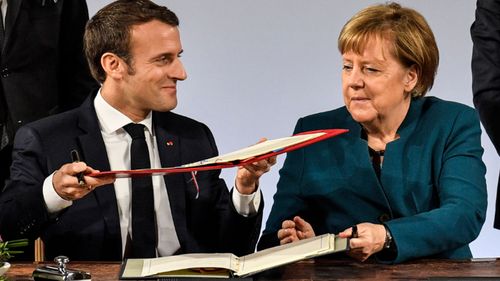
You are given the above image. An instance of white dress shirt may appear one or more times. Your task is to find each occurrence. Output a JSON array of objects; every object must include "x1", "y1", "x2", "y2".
[{"x1": 43, "y1": 90, "x2": 261, "y2": 257}]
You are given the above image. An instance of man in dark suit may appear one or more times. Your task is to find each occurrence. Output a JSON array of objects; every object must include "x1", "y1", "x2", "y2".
[
  {"x1": 471, "y1": 0, "x2": 500, "y2": 229},
  {"x1": 0, "y1": 0, "x2": 98, "y2": 190},
  {"x1": 0, "y1": 0, "x2": 273, "y2": 260}
]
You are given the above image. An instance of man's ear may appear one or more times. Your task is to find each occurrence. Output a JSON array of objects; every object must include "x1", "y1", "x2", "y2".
[{"x1": 101, "y1": 52, "x2": 125, "y2": 80}]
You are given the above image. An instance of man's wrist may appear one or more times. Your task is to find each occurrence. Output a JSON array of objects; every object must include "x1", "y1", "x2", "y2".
[
  {"x1": 232, "y1": 186, "x2": 261, "y2": 216},
  {"x1": 235, "y1": 178, "x2": 259, "y2": 194},
  {"x1": 44, "y1": 172, "x2": 72, "y2": 214}
]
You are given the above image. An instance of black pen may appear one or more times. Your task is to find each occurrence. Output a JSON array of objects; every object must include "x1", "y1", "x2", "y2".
[
  {"x1": 347, "y1": 224, "x2": 358, "y2": 251},
  {"x1": 71, "y1": 149, "x2": 86, "y2": 186},
  {"x1": 351, "y1": 224, "x2": 358, "y2": 238}
]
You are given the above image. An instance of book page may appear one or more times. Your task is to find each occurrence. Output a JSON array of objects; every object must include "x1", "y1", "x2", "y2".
[
  {"x1": 120, "y1": 259, "x2": 144, "y2": 278},
  {"x1": 236, "y1": 234, "x2": 346, "y2": 277},
  {"x1": 180, "y1": 132, "x2": 325, "y2": 168},
  {"x1": 122, "y1": 253, "x2": 238, "y2": 278},
  {"x1": 120, "y1": 235, "x2": 348, "y2": 279},
  {"x1": 148, "y1": 268, "x2": 231, "y2": 278}
]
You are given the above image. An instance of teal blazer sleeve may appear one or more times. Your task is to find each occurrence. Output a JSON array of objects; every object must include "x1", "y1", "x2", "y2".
[{"x1": 258, "y1": 97, "x2": 487, "y2": 264}]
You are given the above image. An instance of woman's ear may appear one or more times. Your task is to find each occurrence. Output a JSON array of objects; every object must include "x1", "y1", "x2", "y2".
[{"x1": 404, "y1": 65, "x2": 418, "y2": 93}]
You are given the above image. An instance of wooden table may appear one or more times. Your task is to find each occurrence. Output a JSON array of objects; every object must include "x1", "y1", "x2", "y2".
[{"x1": 5, "y1": 257, "x2": 500, "y2": 280}]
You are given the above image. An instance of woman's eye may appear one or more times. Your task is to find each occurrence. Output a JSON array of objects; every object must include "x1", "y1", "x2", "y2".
[
  {"x1": 365, "y1": 67, "x2": 379, "y2": 73},
  {"x1": 342, "y1": 65, "x2": 353, "y2": 71}
]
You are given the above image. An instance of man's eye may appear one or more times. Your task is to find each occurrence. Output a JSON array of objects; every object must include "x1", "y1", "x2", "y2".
[
  {"x1": 342, "y1": 65, "x2": 353, "y2": 71},
  {"x1": 158, "y1": 56, "x2": 170, "y2": 63}
]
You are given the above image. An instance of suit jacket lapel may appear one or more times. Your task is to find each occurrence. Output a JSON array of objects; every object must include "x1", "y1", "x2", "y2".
[
  {"x1": 76, "y1": 96, "x2": 121, "y2": 250},
  {"x1": 154, "y1": 112, "x2": 189, "y2": 250}
]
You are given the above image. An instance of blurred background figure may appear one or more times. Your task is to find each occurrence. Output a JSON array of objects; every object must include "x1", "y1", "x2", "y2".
[
  {"x1": 471, "y1": 0, "x2": 500, "y2": 230},
  {"x1": 0, "y1": 0, "x2": 98, "y2": 190}
]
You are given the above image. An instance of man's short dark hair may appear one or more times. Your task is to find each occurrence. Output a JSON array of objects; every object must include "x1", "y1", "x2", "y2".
[{"x1": 84, "y1": 0, "x2": 179, "y2": 83}]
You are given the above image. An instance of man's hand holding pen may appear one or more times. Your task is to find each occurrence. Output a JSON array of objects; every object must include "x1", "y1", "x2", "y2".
[{"x1": 52, "y1": 158, "x2": 115, "y2": 201}]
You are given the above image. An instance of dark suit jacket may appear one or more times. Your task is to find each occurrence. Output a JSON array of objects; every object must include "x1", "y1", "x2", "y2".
[
  {"x1": 471, "y1": 0, "x2": 500, "y2": 229},
  {"x1": 0, "y1": 95, "x2": 263, "y2": 261},
  {"x1": 1, "y1": 0, "x2": 97, "y2": 137},
  {"x1": 258, "y1": 97, "x2": 487, "y2": 264}
]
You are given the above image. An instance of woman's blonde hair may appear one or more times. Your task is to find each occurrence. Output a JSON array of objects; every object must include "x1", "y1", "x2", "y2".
[{"x1": 338, "y1": 2, "x2": 439, "y2": 97}]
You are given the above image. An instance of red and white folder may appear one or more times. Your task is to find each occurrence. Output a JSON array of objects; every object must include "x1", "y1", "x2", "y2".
[{"x1": 91, "y1": 129, "x2": 348, "y2": 178}]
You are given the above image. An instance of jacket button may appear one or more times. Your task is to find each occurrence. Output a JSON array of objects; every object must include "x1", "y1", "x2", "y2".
[
  {"x1": 378, "y1": 213, "x2": 391, "y2": 223},
  {"x1": 1, "y1": 68, "x2": 10, "y2": 77}
]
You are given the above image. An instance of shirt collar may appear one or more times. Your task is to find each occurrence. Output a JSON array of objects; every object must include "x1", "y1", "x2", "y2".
[{"x1": 94, "y1": 89, "x2": 153, "y2": 135}]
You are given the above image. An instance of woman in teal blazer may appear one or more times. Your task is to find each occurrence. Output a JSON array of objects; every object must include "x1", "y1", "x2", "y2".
[{"x1": 258, "y1": 3, "x2": 487, "y2": 264}]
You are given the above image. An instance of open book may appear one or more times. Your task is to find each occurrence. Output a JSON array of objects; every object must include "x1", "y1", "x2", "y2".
[
  {"x1": 119, "y1": 234, "x2": 348, "y2": 279},
  {"x1": 92, "y1": 129, "x2": 348, "y2": 178}
]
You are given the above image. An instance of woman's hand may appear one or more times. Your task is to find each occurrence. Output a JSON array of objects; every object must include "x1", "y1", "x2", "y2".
[
  {"x1": 277, "y1": 216, "x2": 316, "y2": 245},
  {"x1": 338, "y1": 222, "x2": 387, "y2": 262}
]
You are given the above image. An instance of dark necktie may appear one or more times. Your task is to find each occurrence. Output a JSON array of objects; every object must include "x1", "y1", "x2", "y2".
[{"x1": 123, "y1": 123, "x2": 156, "y2": 258}]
